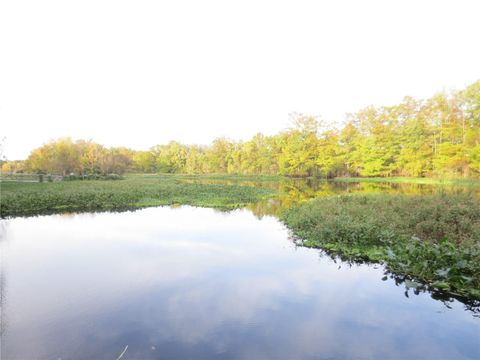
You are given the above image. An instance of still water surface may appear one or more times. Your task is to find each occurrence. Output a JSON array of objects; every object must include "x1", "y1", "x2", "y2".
[
  {"x1": 185, "y1": 178, "x2": 480, "y2": 217},
  {"x1": 1, "y1": 205, "x2": 479, "y2": 359}
]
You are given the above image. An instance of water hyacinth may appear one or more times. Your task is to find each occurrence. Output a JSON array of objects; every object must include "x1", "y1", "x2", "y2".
[{"x1": 281, "y1": 193, "x2": 480, "y2": 300}]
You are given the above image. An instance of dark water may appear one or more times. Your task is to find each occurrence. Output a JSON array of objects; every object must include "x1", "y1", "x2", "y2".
[{"x1": 1, "y1": 206, "x2": 479, "y2": 360}]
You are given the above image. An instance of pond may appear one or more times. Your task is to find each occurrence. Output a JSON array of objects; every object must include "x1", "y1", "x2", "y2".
[
  {"x1": 181, "y1": 177, "x2": 480, "y2": 217},
  {"x1": 1, "y1": 205, "x2": 479, "y2": 359}
]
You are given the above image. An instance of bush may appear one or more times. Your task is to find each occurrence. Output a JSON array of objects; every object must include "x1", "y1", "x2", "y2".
[{"x1": 63, "y1": 173, "x2": 124, "y2": 181}]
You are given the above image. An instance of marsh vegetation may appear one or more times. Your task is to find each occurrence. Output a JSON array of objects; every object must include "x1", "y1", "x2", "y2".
[
  {"x1": 281, "y1": 193, "x2": 480, "y2": 300},
  {"x1": 0, "y1": 174, "x2": 276, "y2": 217},
  {"x1": 1, "y1": 173, "x2": 479, "y2": 303}
]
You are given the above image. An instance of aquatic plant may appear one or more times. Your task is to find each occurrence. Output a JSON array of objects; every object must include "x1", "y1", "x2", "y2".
[
  {"x1": 281, "y1": 193, "x2": 480, "y2": 300},
  {"x1": 0, "y1": 175, "x2": 276, "y2": 217}
]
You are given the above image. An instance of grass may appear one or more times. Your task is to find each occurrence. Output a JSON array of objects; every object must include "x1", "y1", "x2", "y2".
[
  {"x1": 0, "y1": 174, "x2": 277, "y2": 217},
  {"x1": 157, "y1": 173, "x2": 287, "y2": 182},
  {"x1": 333, "y1": 176, "x2": 480, "y2": 187},
  {"x1": 280, "y1": 193, "x2": 480, "y2": 300}
]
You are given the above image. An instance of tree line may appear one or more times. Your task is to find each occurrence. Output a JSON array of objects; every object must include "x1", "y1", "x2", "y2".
[{"x1": 2, "y1": 81, "x2": 479, "y2": 178}]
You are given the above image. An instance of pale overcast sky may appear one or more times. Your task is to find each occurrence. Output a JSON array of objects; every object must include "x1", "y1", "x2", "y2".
[{"x1": 1, "y1": 0, "x2": 479, "y2": 159}]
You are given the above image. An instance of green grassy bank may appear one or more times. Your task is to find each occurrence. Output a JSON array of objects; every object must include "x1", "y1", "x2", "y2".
[
  {"x1": 281, "y1": 193, "x2": 480, "y2": 300},
  {"x1": 0, "y1": 175, "x2": 277, "y2": 217},
  {"x1": 333, "y1": 176, "x2": 480, "y2": 187}
]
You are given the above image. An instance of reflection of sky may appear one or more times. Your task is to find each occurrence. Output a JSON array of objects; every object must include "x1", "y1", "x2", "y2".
[{"x1": 1, "y1": 207, "x2": 479, "y2": 360}]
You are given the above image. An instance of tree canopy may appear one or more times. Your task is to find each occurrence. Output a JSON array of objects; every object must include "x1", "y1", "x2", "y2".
[{"x1": 2, "y1": 81, "x2": 479, "y2": 178}]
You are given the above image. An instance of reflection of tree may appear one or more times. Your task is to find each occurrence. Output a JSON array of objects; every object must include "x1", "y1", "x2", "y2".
[
  {"x1": 246, "y1": 179, "x2": 480, "y2": 218},
  {"x1": 245, "y1": 180, "x2": 480, "y2": 315},
  {"x1": 385, "y1": 269, "x2": 480, "y2": 316}
]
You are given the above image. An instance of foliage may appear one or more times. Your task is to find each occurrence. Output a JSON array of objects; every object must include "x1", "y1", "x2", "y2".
[
  {"x1": 281, "y1": 193, "x2": 480, "y2": 299},
  {"x1": 1, "y1": 160, "x2": 27, "y2": 174},
  {"x1": 25, "y1": 138, "x2": 135, "y2": 176},
  {"x1": 9, "y1": 81, "x2": 480, "y2": 179}
]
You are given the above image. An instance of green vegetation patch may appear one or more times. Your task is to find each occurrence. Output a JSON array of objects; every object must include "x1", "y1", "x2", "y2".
[
  {"x1": 333, "y1": 177, "x2": 480, "y2": 187},
  {"x1": 159, "y1": 174, "x2": 287, "y2": 182},
  {"x1": 280, "y1": 193, "x2": 480, "y2": 300},
  {"x1": 0, "y1": 176, "x2": 277, "y2": 217}
]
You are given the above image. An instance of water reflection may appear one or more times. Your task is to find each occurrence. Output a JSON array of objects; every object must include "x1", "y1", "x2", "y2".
[
  {"x1": 1, "y1": 207, "x2": 478, "y2": 359},
  {"x1": 181, "y1": 177, "x2": 479, "y2": 217},
  {"x1": 319, "y1": 251, "x2": 480, "y2": 317}
]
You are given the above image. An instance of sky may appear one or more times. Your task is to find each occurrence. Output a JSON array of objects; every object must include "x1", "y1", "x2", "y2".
[{"x1": 1, "y1": 0, "x2": 479, "y2": 160}]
